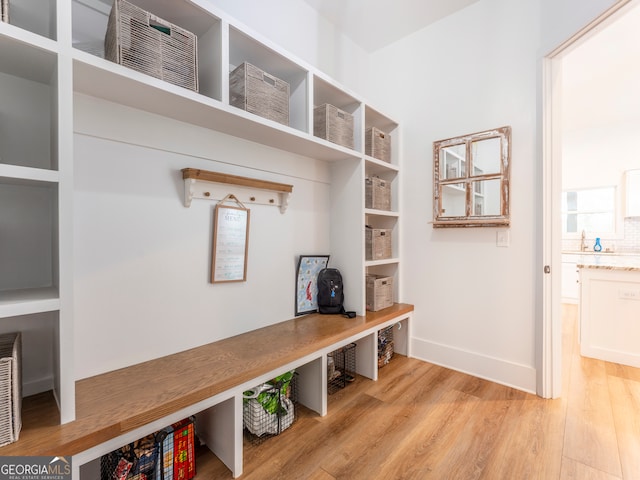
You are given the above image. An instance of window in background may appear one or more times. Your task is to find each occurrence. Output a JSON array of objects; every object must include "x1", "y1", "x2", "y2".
[{"x1": 562, "y1": 186, "x2": 616, "y2": 235}]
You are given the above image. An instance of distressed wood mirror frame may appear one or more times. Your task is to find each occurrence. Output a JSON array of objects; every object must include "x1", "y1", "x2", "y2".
[{"x1": 433, "y1": 126, "x2": 511, "y2": 228}]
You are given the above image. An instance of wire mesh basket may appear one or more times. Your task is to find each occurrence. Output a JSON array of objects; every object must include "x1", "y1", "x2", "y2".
[
  {"x1": 378, "y1": 326, "x2": 394, "y2": 368},
  {"x1": 243, "y1": 371, "x2": 297, "y2": 444},
  {"x1": 327, "y1": 343, "x2": 356, "y2": 394},
  {"x1": 100, "y1": 432, "x2": 161, "y2": 480},
  {"x1": 100, "y1": 417, "x2": 195, "y2": 480}
]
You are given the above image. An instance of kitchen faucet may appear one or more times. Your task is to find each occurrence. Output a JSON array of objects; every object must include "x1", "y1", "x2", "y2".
[{"x1": 580, "y1": 230, "x2": 587, "y2": 251}]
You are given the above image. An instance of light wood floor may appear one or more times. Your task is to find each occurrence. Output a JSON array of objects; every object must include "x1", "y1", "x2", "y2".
[{"x1": 197, "y1": 304, "x2": 640, "y2": 479}]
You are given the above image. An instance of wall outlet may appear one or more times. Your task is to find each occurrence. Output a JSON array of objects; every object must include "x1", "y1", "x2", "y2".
[
  {"x1": 496, "y1": 230, "x2": 510, "y2": 247},
  {"x1": 618, "y1": 288, "x2": 640, "y2": 301}
]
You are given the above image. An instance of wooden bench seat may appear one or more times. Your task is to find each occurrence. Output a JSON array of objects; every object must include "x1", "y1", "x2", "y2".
[{"x1": 0, "y1": 304, "x2": 413, "y2": 458}]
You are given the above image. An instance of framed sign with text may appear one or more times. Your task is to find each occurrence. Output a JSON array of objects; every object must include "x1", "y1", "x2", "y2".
[{"x1": 211, "y1": 203, "x2": 250, "y2": 283}]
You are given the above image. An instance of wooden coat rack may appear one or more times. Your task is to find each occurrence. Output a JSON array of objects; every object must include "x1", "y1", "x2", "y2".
[{"x1": 182, "y1": 168, "x2": 293, "y2": 213}]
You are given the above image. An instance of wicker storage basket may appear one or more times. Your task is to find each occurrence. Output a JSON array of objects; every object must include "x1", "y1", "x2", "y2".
[
  {"x1": 314, "y1": 104, "x2": 354, "y2": 149},
  {"x1": 230, "y1": 62, "x2": 290, "y2": 126},
  {"x1": 105, "y1": 0, "x2": 199, "y2": 92},
  {"x1": 0, "y1": 332, "x2": 21, "y2": 447},
  {"x1": 1, "y1": 0, "x2": 8, "y2": 23},
  {"x1": 366, "y1": 275, "x2": 393, "y2": 312},
  {"x1": 366, "y1": 227, "x2": 392, "y2": 261},
  {"x1": 365, "y1": 127, "x2": 391, "y2": 163},
  {"x1": 365, "y1": 176, "x2": 391, "y2": 211}
]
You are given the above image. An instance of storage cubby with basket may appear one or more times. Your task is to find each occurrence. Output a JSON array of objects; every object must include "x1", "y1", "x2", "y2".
[
  {"x1": 230, "y1": 62, "x2": 290, "y2": 126},
  {"x1": 0, "y1": 332, "x2": 21, "y2": 447},
  {"x1": 327, "y1": 343, "x2": 356, "y2": 394},
  {"x1": 378, "y1": 326, "x2": 394, "y2": 368},
  {"x1": 243, "y1": 371, "x2": 297, "y2": 444},
  {"x1": 366, "y1": 275, "x2": 393, "y2": 312},
  {"x1": 366, "y1": 226, "x2": 392, "y2": 261},
  {"x1": 104, "y1": 0, "x2": 199, "y2": 92},
  {"x1": 365, "y1": 176, "x2": 392, "y2": 211},
  {"x1": 314, "y1": 103, "x2": 354, "y2": 149},
  {"x1": 100, "y1": 416, "x2": 195, "y2": 480},
  {"x1": 365, "y1": 127, "x2": 391, "y2": 163}
]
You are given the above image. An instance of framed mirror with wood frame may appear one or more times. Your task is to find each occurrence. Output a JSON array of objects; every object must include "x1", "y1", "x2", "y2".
[{"x1": 433, "y1": 126, "x2": 511, "y2": 228}]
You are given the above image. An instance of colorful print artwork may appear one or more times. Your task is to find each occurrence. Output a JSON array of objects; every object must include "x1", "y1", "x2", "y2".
[{"x1": 295, "y1": 255, "x2": 330, "y2": 315}]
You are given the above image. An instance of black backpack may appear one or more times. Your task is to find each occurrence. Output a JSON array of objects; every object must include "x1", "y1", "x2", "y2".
[{"x1": 317, "y1": 268, "x2": 356, "y2": 317}]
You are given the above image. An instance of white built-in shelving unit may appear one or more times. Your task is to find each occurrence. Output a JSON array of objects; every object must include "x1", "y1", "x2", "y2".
[{"x1": 0, "y1": 0, "x2": 405, "y2": 475}]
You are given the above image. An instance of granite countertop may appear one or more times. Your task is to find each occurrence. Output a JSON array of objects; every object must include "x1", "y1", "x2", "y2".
[
  {"x1": 563, "y1": 250, "x2": 640, "y2": 256},
  {"x1": 570, "y1": 253, "x2": 640, "y2": 272}
]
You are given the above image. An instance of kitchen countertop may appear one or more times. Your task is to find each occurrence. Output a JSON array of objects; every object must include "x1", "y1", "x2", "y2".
[
  {"x1": 563, "y1": 250, "x2": 640, "y2": 256},
  {"x1": 568, "y1": 252, "x2": 640, "y2": 271}
]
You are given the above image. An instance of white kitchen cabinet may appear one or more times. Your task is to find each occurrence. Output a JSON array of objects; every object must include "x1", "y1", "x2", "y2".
[
  {"x1": 561, "y1": 255, "x2": 579, "y2": 304},
  {"x1": 625, "y1": 169, "x2": 640, "y2": 217},
  {"x1": 579, "y1": 265, "x2": 640, "y2": 368}
]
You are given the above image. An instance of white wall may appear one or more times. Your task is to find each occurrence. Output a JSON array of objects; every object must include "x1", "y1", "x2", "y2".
[
  {"x1": 365, "y1": 0, "x2": 540, "y2": 392},
  {"x1": 362, "y1": 0, "x2": 617, "y2": 393},
  {"x1": 73, "y1": 94, "x2": 331, "y2": 379}
]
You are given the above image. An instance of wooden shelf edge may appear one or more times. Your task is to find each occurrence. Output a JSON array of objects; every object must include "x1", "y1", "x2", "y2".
[
  {"x1": 181, "y1": 168, "x2": 293, "y2": 212},
  {"x1": 182, "y1": 168, "x2": 293, "y2": 193}
]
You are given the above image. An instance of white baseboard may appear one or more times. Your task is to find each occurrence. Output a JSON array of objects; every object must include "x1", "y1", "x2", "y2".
[
  {"x1": 23, "y1": 375, "x2": 54, "y2": 397},
  {"x1": 581, "y1": 345, "x2": 640, "y2": 368},
  {"x1": 562, "y1": 297, "x2": 578, "y2": 305},
  {"x1": 411, "y1": 337, "x2": 537, "y2": 394}
]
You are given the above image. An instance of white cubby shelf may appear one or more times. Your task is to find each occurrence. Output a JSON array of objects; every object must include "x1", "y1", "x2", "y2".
[{"x1": 0, "y1": 0, "x2": 406, "y2": 477}]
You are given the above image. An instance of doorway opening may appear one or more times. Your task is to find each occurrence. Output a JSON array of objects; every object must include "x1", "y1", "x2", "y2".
[{"x1": 544, "y1": 0, "x2": 640, "y2": 398}]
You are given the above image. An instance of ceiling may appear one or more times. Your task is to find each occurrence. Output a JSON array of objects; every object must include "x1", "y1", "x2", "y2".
[
  {"x1": 298, "y1": 1, "x2": 640, "y2": 131},
  {"x1": 302, "y1": 0, "x2": 479, "y2": 53}
]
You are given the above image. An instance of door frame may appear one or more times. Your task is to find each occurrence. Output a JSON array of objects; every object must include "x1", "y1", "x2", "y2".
[{"x1": 541, "y1": 0, "x2": 635, "y2": 398}]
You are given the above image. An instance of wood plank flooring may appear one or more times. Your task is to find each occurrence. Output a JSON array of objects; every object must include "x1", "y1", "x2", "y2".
[{"x1": 196, "y1": 304, "x2": 640, "y2": 479}]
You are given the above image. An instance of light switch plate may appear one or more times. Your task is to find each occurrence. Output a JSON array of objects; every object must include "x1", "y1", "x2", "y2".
[{"x1": 496, "y1": 230, "x2": 510, "y2": 247}]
